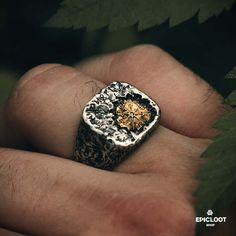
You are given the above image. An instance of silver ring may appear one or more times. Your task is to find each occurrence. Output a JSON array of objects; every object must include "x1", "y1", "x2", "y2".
[{"x1": 73, "y1": 81, "x2": 161, "y2": 170}]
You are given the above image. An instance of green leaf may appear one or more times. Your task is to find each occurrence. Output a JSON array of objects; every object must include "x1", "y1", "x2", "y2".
[
  {"x1": 225, "y1": 90, "x2": 236, "y2": 106},
  {"x1": 201, "y1": 125, "x2": 236, "y2": 159},
  {"x1": 195, "y1": 127, "x2": 236, "y2": 215},
  {"x1": 213, "y1": 108, "x2": 236, "y2": 131},
  {"x1": 0, "y1": 69, "x2": 18, "y2": 106},
  {"x1": 225, "y1": 66, "x2": 236, "y2": 80},
  {"x1": 45, "y1": 0, "x2": 235, "y2": 31},
  {"x1": 195, "y1": 65, "x2": 236, "y2": 224},
  {"x1": 195, "y1": 86, "x2": 236, "y2": 232}
]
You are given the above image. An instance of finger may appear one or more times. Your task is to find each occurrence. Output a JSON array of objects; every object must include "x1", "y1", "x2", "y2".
[
  {"x1": 115, "y1": 126, "x2": 210, "y2": 194},
  {"x1": 4, "y1": 64, "x2": 105, "y2": 157},
  {"x1": 0, "y1": 148, "x2": 119, "y2": 235},
  {"x1": 0, "y1": 64, "x2": 60, "y2": 149},
  {"x1": 116, "y1": 126, "x2": 207, "y2": 175},
  {"x1": 0, "y1": 148, "x2": 195, "y2": 236},
  {"x1": 76, "y1": 44, "x2": 230, "y2": 138},
  {"x1": 0, "y1": 228, "x2": 25, "y2": 236}
]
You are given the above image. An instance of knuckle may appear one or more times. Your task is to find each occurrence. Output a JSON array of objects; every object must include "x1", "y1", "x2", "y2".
[
  {"x1": 110, "y1": 44, "x2": 167, "y2": 80},
  {"x1": 127, "y1": 44, "x2": 162, "y2": 57},
  {"x1": 18, "y1": 63, "x2": 61, "y2": 87},
  {"x1": 4, "y1": 64, "x2": 72, "y2": 129},
  {"x1": 122, "y1": 44, "x2": 164, "y2": 62},
  {"x1": 119, "y1": 194, "x2": 195, "y2": 236}
]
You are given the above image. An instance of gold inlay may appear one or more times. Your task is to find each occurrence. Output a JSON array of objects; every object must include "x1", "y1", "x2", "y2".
[{"x1": 116, "y1": 99, "x2": 151, "y2": 131}]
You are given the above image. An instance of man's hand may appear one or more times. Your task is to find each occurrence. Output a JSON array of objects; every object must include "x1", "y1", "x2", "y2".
[{"x1": 0, "y1": 45, "x2": 229, "y2": 235}]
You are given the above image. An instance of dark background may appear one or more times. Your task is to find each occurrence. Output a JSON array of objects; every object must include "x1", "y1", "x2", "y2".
[{"x1": 0, "y1": 0, "x2": 236, "y2": 96}]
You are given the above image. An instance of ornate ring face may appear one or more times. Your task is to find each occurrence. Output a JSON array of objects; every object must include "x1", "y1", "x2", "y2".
[{"x1": 73, "y1": 81, "x2": 160, "y2": 170}]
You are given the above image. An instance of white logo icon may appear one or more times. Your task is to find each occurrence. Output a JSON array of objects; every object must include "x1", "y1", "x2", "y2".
[{"x1": 207, "y1": 209, "x2": 213, "y2": 216}]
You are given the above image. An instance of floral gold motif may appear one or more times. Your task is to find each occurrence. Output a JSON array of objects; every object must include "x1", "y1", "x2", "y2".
[{"x1": 116, "y1": 99, "x2": 151, "y2": 130}]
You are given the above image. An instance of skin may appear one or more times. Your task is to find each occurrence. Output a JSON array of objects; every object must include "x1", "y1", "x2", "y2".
[{"x1": 0, "y1": 45, "x2": 231, "y2": 235}]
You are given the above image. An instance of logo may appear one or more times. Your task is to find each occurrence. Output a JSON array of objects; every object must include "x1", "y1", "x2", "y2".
[
  {"x1": 196, "y1": 210, "x2": 227, "y2": 227},
  {"x1": 207, "y1": 209, "x2": 213, "y2": 216}
]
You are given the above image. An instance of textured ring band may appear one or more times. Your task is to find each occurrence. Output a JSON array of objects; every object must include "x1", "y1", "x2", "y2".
[{"x1": 73, "y1": 81, "x2": 161, "y2": 170}]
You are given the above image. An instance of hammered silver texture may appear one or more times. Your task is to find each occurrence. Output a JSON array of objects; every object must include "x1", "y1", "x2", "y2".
[{"x1": 73, "y1": 81, "x2": 160, "y2": 170}]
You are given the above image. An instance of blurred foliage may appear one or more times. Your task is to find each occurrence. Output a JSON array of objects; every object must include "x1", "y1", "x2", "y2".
[
  {"x1": 225, "y1": 66, "x2": 236, "y2": 79},
  {"x1": 0, "y1": 68, "x2": 18, "y2": 106},
  {"x1": 226, "y1": 90, "x2": 236, "y2": 105},
  {"x1": 195, "y1": 67, "x2": 236, "y2": 232},
  {"x1": 196, "y1": 113, "x2": 236, "y2": 232},
  {"x1": 46, "y1": 0, "x2": 235, "y2": 31},
  {"x1": 0, "y1": 1, "x2": 236, "y2": 98},
  {"x1": 225, "y1": 67, "x2": 236, "y2": 104}
]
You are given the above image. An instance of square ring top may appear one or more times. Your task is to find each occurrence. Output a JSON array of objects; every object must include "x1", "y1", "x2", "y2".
[{"x1": 83, "y1": 81, "x2": 160, "y2": 146}]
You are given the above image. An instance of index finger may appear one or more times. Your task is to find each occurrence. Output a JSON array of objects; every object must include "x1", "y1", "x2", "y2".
[
  {"x1": 76, "y1": 45, "x2": 230, "y2": 138},
  {"x1": 0, "y1": 148, "x2": 125, "y2": 235}
]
